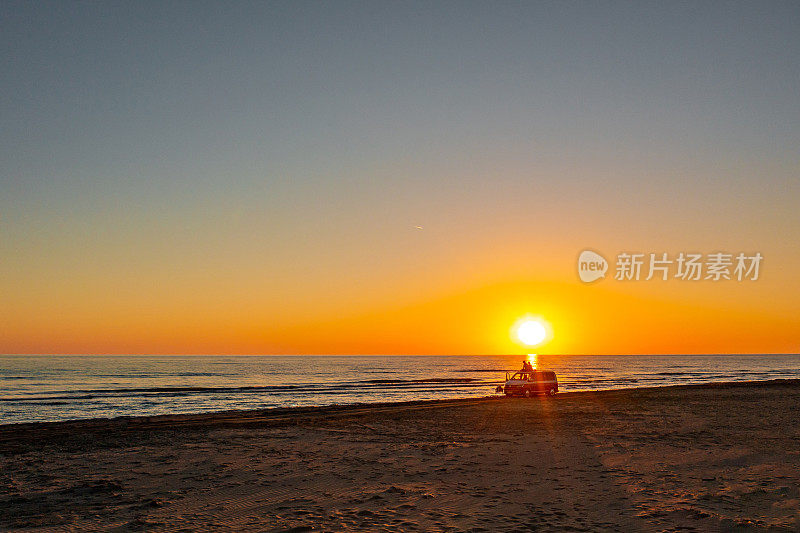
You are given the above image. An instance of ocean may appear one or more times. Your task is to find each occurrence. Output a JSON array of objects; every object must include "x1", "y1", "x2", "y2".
[{"x1": 2, "y1": 354, "x2": 799, "y2": 425}]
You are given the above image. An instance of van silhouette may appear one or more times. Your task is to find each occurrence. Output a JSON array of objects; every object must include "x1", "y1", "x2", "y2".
[{"x1": 500, "y1": 370, "x2": 558, "y2": 397}]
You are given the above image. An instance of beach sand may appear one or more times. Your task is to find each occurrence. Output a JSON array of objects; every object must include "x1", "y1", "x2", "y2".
[{"x1": 2, "y1": 381, "x2": 800, "y2": 531}]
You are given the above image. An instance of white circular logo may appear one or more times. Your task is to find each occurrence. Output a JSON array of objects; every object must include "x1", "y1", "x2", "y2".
[{"x1": 577, "y1": 250, "x2": 608, "y2": 283}]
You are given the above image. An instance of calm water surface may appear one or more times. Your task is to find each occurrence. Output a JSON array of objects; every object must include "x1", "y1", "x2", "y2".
[{"x1": 2, "y1": 354, "x2": 799, "y2": 424}]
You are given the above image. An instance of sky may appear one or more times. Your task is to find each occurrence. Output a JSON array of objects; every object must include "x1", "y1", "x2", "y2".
[{"x1": 2, "y1": 1, "x2": 799, "y2": 355}]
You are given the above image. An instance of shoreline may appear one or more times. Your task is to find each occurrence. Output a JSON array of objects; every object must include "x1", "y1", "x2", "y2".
[{"x1": 2, "y1": 377, "x2": 798, "y2": 444}]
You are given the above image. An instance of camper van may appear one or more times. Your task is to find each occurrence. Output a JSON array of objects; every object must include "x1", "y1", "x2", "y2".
[{"x1": 499, "y1": 370, "x2": 558, "y2": 397}]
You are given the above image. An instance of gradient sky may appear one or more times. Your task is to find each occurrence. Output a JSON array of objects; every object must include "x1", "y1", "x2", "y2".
[{"x1": 2, "y1": 1, "x2": 799, "y2": 355}]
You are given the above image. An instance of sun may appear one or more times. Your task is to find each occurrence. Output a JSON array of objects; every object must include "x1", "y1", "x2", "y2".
[{"x1": 512, "y1": 317, "x2": 550, "y2": 347}]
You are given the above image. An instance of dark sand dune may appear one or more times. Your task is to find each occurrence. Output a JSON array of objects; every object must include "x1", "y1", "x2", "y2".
[{"x1": 2, "y1": 381, "x2": 800, "y2": 531}]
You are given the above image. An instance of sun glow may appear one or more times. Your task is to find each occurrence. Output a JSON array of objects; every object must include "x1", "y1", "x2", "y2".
[{"x1": 513, "y1": 317, "x2": 551, "y2": 347}]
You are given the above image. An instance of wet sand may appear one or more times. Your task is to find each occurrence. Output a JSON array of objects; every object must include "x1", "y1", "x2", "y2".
[{"x1": 2, "y1": 380, "x2": 800, "y2": 531}]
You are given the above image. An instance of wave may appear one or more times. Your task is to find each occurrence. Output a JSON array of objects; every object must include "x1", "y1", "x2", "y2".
[
  {"x1": 452, "y1": 369, "x2": 516, "y2": 373},
  {"x1": 0, "y1": 378, "x2": 502, "y2": 403},
  {"x1": 359, "y1": 378, "x2": 477, "y2": 384}
]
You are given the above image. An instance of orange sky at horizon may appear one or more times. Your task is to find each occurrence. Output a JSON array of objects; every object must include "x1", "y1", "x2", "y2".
[{"x1": 4, "y1": 273, "x2": 799, "y2": 356}]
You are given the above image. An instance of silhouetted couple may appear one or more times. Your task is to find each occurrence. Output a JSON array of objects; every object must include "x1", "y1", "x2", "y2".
[{"x1": 521, "y1": 360, "x2": 533, "y2": 372}]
